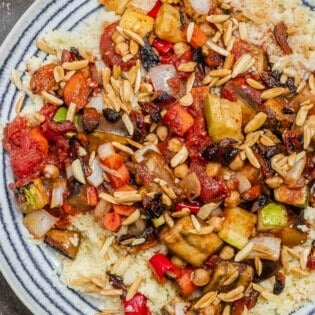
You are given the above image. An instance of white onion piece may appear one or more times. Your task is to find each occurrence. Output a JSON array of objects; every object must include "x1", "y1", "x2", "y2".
[
  {"x1": 87, "y1": 158, "x2": 104, "y2": 187},
  {"x1": 65, "y1": 162, "x2": 73, "y2": 179},
  {"x1": 148, "y1": 64, "x2": 177, "y2": 95},
  {"x1": 23, "y1": 210, "x2": 59, "y2": 239},
  {"x1": 50, "y1": 179, "x2": 67, "y2": 208},
  {"x1": 98, "y1": 142, "x2": 115, "y2": 160},
  {"x1": 181, "y1": 172, "x2": 201, "y2": 200},
  {"x1": 89, "y1": 95, "x2": 104, "y2": 112},
  {"x1": 175, "y1": 303, "x2": 189, "y2": 315},
  {"x1": 188, "y1": 0, "x2": 211, "y2": 14},
  {"x1": 285, "y1": 153, "x2": 306, "y2": 186},
  {"x1": 236, "y1": 172, "x2": 252, "y2": 193},
  {"x1": 134, "y1": 144, "x2": 160, "y2": 163},
  {"x1": 130, "y1": 0, "x2": 157, "y2": 12},
  {"x1": 247, "y1": 236, "x2": 281, "y2": 261},
  {"x1": 95, "y1": 60, "x2": 106, "y2": 74},
  {"x1": 72, "y1": 159, "x2": 86, "y2": 184}
]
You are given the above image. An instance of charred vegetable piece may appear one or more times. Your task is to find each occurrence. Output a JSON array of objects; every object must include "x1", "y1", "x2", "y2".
[
  {"x1": 273, "y1": 271, "x2": 285, "y2": 295},
  {"x1": 204, "y1": 94, "x2": 243, "y2": 142},
  {"x1": 204, "y1": 261, "x2": 254, "y2": 293},
  {"x1": 30, "y1": 63, "x2": 56, "y2": 94},
  {"x1": 218, "y1": 207, "x2": 257, "y2": 249},
  {"x1": 257, "y1": 202, "x2": 288, "y2": 231},
  {"x1": 274, "y1": 22, "x2": 292, "y2": 55},
  {"x1": 159, "y1": 216, "x2": 223, "y2": 267},
  {"x1": 45, "y1": 229, "x2": 81, "y2": 259},
  {"x1": 279, "y1": 226, "x2": 307, "y2": 247},
  {"x1": 82, "y1": 107, "x2": 100, "y2": 133},
  {"x1": 14, "y1": 178, "x2": 49, "y2": 213},
  {"x1": 66, "y1": 181, "x2": 94, "y2": 211},
  {"x1": 103, "y1": 108, "x2": 121, "y2": 122},
  {"x1": 274, "y1": 185, "x2": 309, "y2": 208}
]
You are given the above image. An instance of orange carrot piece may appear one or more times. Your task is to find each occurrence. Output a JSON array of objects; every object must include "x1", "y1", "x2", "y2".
[
  {"x1": 187, "y1": 24, "x2": 207, "y2": 49},
  {"x1": 176, "y1": 267, "x2": 196, "y2": 296},
  {"x1": 113, "y1": 204, "x2": 136, "y2": 217},
  {"x1": 114, "y1": 184, "x2": 137, "y2": 192},
  {"x1": 103, "y1": 212, "x2": 122, "y2": 232},
  {"x1": 63, "y1": 202, "x2": 76, "y2": 216},
  {"x1": 109, "y1": 164, "x2": 130, "y2": 188},
  {"x1": 101, "y1": 153, "x2": 124, "y2": 170}
]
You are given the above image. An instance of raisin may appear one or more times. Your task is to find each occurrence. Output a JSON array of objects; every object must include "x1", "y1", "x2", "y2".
[
  {"x1": 273, "y1": 271, "x2": 285, "y2": 295},
  {"x1": 103, "y1": 108, "x2": 121, "y2": 122},
  {"x1": 140, "y1": 41, "x2": 159, "y2": 71}
]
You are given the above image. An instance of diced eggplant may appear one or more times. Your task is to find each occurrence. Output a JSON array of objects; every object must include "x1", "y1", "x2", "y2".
[
  {"x1": 279, "y1": 226, "x2": 307, "y2": 247},
  {"x1": 45, "y1": 229, "x2": 81, "y2": 259},
  {"x1": 204, "y1": 94, "x2": 243, "y2": 142},
  {"x1": 218, "y1": 207, "x2": 257, "y2": 249},
  {"x1": 204, "y1": 261, "x2": 254, "y2": 293},
  {"x1": 14, "y1": 178, "x2": 49, "y2": 213},
  {"x1": 159, "y1": 216, "x2": 223, "y2": 267},
  {"x1": 274, "y1": 185, "x2": 309, "y2": 208},
  {"x1": 257, "y1": 202, "x2": 288, "y2": 231}
]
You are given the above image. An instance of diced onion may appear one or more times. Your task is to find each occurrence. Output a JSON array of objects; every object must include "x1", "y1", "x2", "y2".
[
  {"x1": 148, "y1": 65, "x2": 177, "y2": 95},
  {"x1": 89, "y1": 95, "x2": 104, "y2": 112},
  {"x1": 50, "y1": 179, "x2": 67, "y2": 208},
  {"x1": 87, "y1": 158, "x2": 104, "y2": 187},
  {"x1": 98, "y1": 142, "x2": 115, "y2": 160},
  {"x1": 236, "y1": 172, "x2": 252, "y2": 193},
  {"x1": 23, "y1": 210, "x2": 59, "y2": 239},
  {"x1": 247, "y1": 236, "x2": 281, "y2": 261},
  {"x1": 188, "y1": 0, "x2": 211, "y2": 14},
  {"x1": 130, "y1": 0, "x2": 157, "y2": 12},
  {"x1": 175, "y1": 303, "x2": 189, "y2": 315}
]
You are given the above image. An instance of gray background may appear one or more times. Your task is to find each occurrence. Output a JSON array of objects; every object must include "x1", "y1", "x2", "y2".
[{"x1": 1, "y1": 2, "x2": 34, "y2": 315}]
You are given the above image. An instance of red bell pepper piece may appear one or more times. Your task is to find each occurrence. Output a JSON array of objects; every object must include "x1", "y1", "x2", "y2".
[
  {"x1": 152, "y1": 39, "x2": 173, "y2": 55},
  {"x1": 149, "y1": 253, "x2": 178, "y2": 282},
  {"x1": 123, "y1": 293, "x2": 152, "y2": 315},
  {"x1": 175, "y1": 201, "x2": 201, "y2": 214},
  {"x1": 147, "y1": 0, "x2": 162, "y2": 19},
  {"x1": 86, "y1": 185, "x2": 98, "y2": 206},
  {"x1": 307, "y1": 245, "x2": 315, "y2": 270}
]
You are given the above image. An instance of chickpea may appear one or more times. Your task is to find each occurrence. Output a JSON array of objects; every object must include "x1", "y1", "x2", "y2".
[
  {"x1": 174, "y1": 164, "x2": 189, "y2": 179},
  {"x1": 173, "y1": 42, "x2": 190, "y2": 57},
  {"x1": 43, "y1": 164, "x2": 60, "y2": 179},
  {"x1": 167, "y1": 138, "x2": 182, "y2": 153},
  {"x1": 156, "y1": 125, "x2": 169, "y2": 141},
  {"x1": 208, "y1": 216, "x2": 224, "y2": 232},
  {"x1": 205, "y1": 162, "x2": 221, "y2": 177},
  {"x1": 229, "y1": 153, "x2": 244, "y2": 170},
  {"x1": 191, "y1": 268, "x2": 210, "y2": 286},
  {"x1": 224, "y1": 190, "x2": 240, "y2": 208},
  {"x1": 219, "y1": 245, "x2": 235, "y2": 260},
  {"x1": 114, "y1": 42, "x2": 129, "y2": 57},
  {"x1": 144, "y1": 133, "x2": 158, "y2": 145}
]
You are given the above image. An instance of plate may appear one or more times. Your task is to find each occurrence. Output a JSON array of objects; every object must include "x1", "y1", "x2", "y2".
[
  {"x1": 0, "y1": 1, "x2": 107, "y2": 314},
  {"x1": 0, "y1": 1, "x2": 315, "y2": 315}
]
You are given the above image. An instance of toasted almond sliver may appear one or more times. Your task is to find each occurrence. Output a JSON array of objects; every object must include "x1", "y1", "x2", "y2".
[
  {"x1": 296, "y1": 103, "x2": 313, "y2": 126},
  {"x1": 232, "y1": 53, "x2": 254, "y2": 78},
  {"x1": 179, "y1": 93, "x2": 193, "y2": 106},
  {"x1": 223, "y1": 53, "x2": 235, "y2": 70},
  {"x1": 170, "y1": 144, "x2": 189, "y2": 168},
  {"x1": 72, "y1": 159, "x2": 86, "y2": 184},
  {"x1": 112, "y1": 141, "x2": 134, "y2": 155},
  {"x1": 254, "y1": 256, "x2": 263, "y2": 276},
  {"x1": 216, "y1": 74, "x2": 232, "y2": 87},
  {"x1": 186, "y1": 72, "x2": 195, "y2": 94},
  {"x1": 206, "y1": 14, "x2": 230, "y2": 23},
  {"x1": 290, "y1": 267, "x2": 309, "y2": 277},
  {"x1": 102, "y1": 67, "x2": 111, "y2": 87},
  {"x1": 164, "y1": 212, "x2": 175, "y2": 228},
  {"x1": 261, "y1": 87, "x2": 286, "y2": 100},
  {"x1": 36, "y1": 38, "x2": 56, "y2": 55},
  {"x1": 218, "y1": 286, "x2": 245, "y2": 302},
  {"x1": 187, "y1": 22, "x2": 195, "y2": 43},
  {"x1": 193, "y1": 291, "x2": 218, "y2": 309},
  {"x1": 245, "y1": 146, "x2": 261, "y2": 169},
  {"x1": 126, "y1": 278, "x2": 143, "y2": 301},
  {"x1": 191, "y1": 214, "x2": 201, "y2": 232},
  {"x1": 99, "y1": 289, "x2": 123, "y2": 296},
  {"x1": 15, "y1": 94, "x2": 25, "y2": 114},
  {"x1": 206, "y1": 39, "x2": 230, "y2": 56},
  {"x1": 122, "y1": 209, "x2": 140, "y2": 226},
  {"x1": 209, "y1": 68, "x2": 231, "y2": 77},
  {"x1": 41, "y1": 91, "x2": 64, "y2": 106},
  {"x1": 238, "y1": 22, "x2": 248, "y2": 41},
  {"x1": 224, "y1": 20, "x2": 233, "y2": 47},
  {"x1": 260, "y1": 290, "x2": 279, "y2": 301},
  {"x1": 178, "y1": 62, "x2": 197, "y2": 72},
  {"x1": 171, "y1": 208, "x2": 191, "y2": 218},
  {"x1": 66, "y1": 102, "x2": 77, "y2": 121},
  {"x1": 62, "y1": 59, "x2": 89, "y2": 71},
  {"x1": 53, "y1": 65, "x2": 65, "y2": 83},
  {"x1": 300, "y1": 247, "x2": 311, "y2": 270},
  {"x1": 234, "y1": 242, "x2": 254, "y2": 262},
  {"x1": 99, "y1": 192, "x2": 117, "y2": 204},
  {"x1": 11, "y1": 70, "x2": 23, "y2": 90},
  {"x1": 246, "y1": 78, "x2": 265, "y2": 89},
  {"x1": 244, "y1": 112, "x2": 267, "y2": 133}
]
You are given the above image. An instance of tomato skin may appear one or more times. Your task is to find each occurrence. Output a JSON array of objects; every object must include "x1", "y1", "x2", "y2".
[
  {"x1": 30, "y1": 63, "x2": 56, "y2": 94},
  {"x1": 123, "y1": 293, "x2": 152, "y2": 315}
]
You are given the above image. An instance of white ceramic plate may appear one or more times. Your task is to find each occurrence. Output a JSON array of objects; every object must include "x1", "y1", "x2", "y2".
[{"x1": 0, "y1": 1, "x2": 315, "y2": 314}]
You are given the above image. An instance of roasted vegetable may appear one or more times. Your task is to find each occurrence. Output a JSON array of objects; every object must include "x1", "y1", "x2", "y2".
[
  {"x1": 44, "y1": 229, "x2": 81, "y2": 259},
  {"x1": 159, "y1": 216, "x2": 223, "y2": 267},
  {"x1": 218, "y1": 207, "x2": 257, "y2": 249},
  {"x1": 204, "y1": 261, "x2": 254, "y2": 293},
  {"x1": 204, "y1": 94, "x2": 244, "y2": 142},
  {"x1": 14, "y1": 178, "x2": 49, "y2": 213},
  {"x1": 274, "y1": 185, "x2": 309, "y2": 208},
  {"x1": 99, "y1": 0, "x2": 129, "y2": 14},
  {"x1": 257, "y1": 202, "x2": 288, "y2": 231}
]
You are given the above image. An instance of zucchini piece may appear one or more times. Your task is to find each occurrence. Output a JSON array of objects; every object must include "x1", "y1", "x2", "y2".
[
  {"x1": 257, "y1": 202, "x2": 288, "y2": 231},
  {"x1": 14, "y1": 178, "x2": 49, "y2": 213},
  {"x1": 53, "y1": 107, "x2": 68, "y2": 122},
  {"x1": 152, "y1": 216, "x2": 165, "y2": 228},
  {"x1": 274, "y1": 185, "x2": 309, "y2": 208},
  {"x1": 45, "y1": 229, "x2": 81, "y2": 259},
  {"x1": 218, "y1": 207, "x2": 257, "y2": 249},
  {"x1": 204, "y1": 94, "x2": 243, "y2": 142}
]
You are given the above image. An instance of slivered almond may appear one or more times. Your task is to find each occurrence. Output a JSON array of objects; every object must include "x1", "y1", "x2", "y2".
[
  {"x1": 41, "y1": 91, "x2": 63, "y2": 106},
  {"x1": 164, "y1": 212, "x2": 175, "y2": 228},
  {"x1": 122, "y1": 209, "x2": 140, "y2": 226},
  {"x1": 234, "y1": 242, "x2": 254, "y2": 262},
  {"x1": 261, "y1": 87, "x2": 286, "y2": 100},
  {"x1": 206, "y1": 39, "x2": 230, "y2": 56},
  {"x1": 223, "y1": 20, "x2": 233, "y2": 47},
  {"x1": 178, "y1": 62, "x2": 197, "y2": 72},
  {"x1": 246, "y1": 78, "x2": 265, "y2": 89},
  {"x1": 99, "y1": 192, "x2": 117, "y2": 204},
  {"x1": 207, "y1": 14, "x2": 230, "y2": 23},
  {"x1": 223, "y1": 53, "x2": 235, "y2": 70},
  {"x1": 238, "y1": 22, "x2": 248, "y2": 40},
  {"x1": 244, "y1": 112, "x2": 267, "y2": 133},
  {"x1": 179, "y1": 93, "x2": 193, "y2": 106},
  {"x1": 231, "y1": 53, "x2": 254, "y2": 78},
  {"x1": 245, "y1": 146, "x2": 260, "y2": 169},
  {"x1": 36, "y1": 38, "x2": 56, "y2": 55},
  {"x1": 193, "y1": 291, "x2": 218, "y2": 309},
  {"x1": 216, "y1": 74, "x2": 232, "y2": 87},
  {"x1": 209, "y1": 68, "x2": 231, "y2": 77},
  {"x1": 14, "y1": 94, "x2": 25, "y2": 113},
  {"x1": 53, "y1": 65, "x2": 65, "y2": 82},
  {"x1": 296, "y1": 103, "x2": 313, "y2": 126},
  {"x1": 62, "y1": 59, "x2": 89, "y2": 71},
  {"x1": 289, "y1": 267, "x2": 309, "y2": 277},
  {"x1": 72, "y1": 159, "x2": 86, "y2": 184},
  {"x1": 187, "y1": 22, "x2": 195, "y2": 43},
  {"x1": 218, "y1": 286, "x2": 244, "y2": 302}
]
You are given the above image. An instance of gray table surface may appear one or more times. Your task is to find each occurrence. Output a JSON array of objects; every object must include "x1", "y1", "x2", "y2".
[{"x1": 1, "y1": 2, "x2": 35, "y2": 315}]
